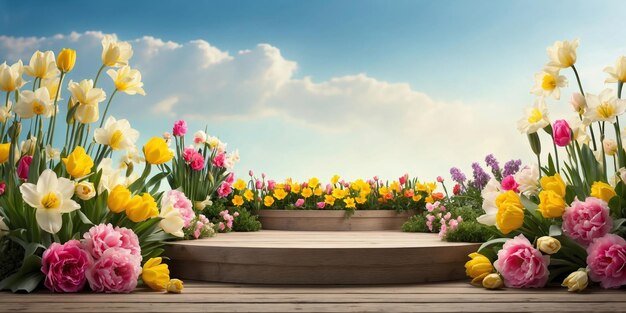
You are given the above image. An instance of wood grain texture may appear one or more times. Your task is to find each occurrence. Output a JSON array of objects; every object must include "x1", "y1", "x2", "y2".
[
  {"x1": 165, "y1": 231, "x2": 480, "y2": 284},
  {"x1": 258, "y1": 210, "x2": 416, "y2": 231}
]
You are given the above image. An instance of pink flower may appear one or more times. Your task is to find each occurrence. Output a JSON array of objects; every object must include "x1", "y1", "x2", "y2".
[
  {"x1": 443, "y1": 212, "x2": 451, "y2": 220},
  {"x1": 218, "y1": 222, "x2": 225, "y2": 231},
  {"x1": 500, "y1": 175, "x2": 520, "y2": 193},
  {"x1": 172, "y1": 119, "x2": 188, "y2": 137},
  {"x1": 494, "y1": 234, "x2": 549, "y2": 288},
  {"x1": 255, "y1": 179, "x2": 263, "y2": 189},
  {"x1": 448, "y1": 219, "x2": 459, "y2": 231},
  {"x1": 552, "y1": 119, "x2": 572, "y2": 147},
  {"x1": 284, "y1": 184, "x2": 292, "y2": 192},
  {"x1": 373, "y1": 176, "x2": 379, "y2": 181},
  {"x1": 0, "y1": 182, "x2": 5, "y2": 195},
  {"x1": 562, "y1": 197, "x2": 612, "y2": 246},
  {"x1": 225, "y1": 172, "x2": 235, "y2": 184},
  {"x1": 182, "y1": 147, "x2": 196, "y2": 162},
  {"x1": 165, "y1": 190, "x2": 195, "y2": 228},
  {"x1": 162, "y1": 132, "x2": 172, "y2": 141},
  {"x1": 233, "y1": 212, "x2": 240, "y2": 217},
  {"x1": 190, "y1": 153, "x2": 205, "y2": 171},
  {"x1": 261, "y1": 172, "x2": 266, "y2": 179},
  {"x1": 399, "y1": 174, "x2": 408, "y2": 185},
  {"x1": 587, "y1": 234, "x2": 626, "y2": 288},
  {"x1": 212, "y1": 152, "x2": 226, "y2": 167},
  {"x1": 83, "y1": 224, "x2": 140, "y2": 261},
  {"x1": 426, "y1": 214, "x2": 435, "y2": 222},
  {"x1": 86, "y1": 248, "x2": 141, "y2": 293},
  {"x1": 325, "y1": 184, "x2": 333, "y2": 194},
  {"x1": 17, "y1": 155, "x2": 32, "y2": 180},
  {"x1": 217, "y1": 183, "x2": 232, "y2": 198},
  {"x1": 437, "y1": 176, "x2": 444, "y2": 183},
  {"x1": 267, "y1": 180, "x2": 276, "y2": 191},
  {"x1": 295, "y1": 199, "x2": 305, "y2": 207},
  {"x1": 248, "y1": 170, "x2": 254, "y2": 177},
  {"x1": 426, "y1": 220, "x2": 433, "y2": 232},
  {"x1": 41, "y1": 240, "x2": 92, "y2": 293},
  {"x1": 193, "y1": 221, "x2": 203, "y2": 239},
  {"x1": 438, "y1": 222, "x2": 448, "y2": 238},
  {"x1": 426, "y1": 203, "x2": 435, "y2": 212},
  {"x1": 316, "y1": 202, "x2": 325, "y2": 209}
]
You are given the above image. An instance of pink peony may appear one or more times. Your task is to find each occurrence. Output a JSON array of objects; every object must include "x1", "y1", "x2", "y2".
[
  {"x1": 295, "y1": 199, "x2": 305, "y2": 207},
  {"x1": 586, "y1": 234, "x2": 626, "y2": 288},
  {"x1": 86, "y1": 248, "x2": 141, "y2": 293},
  {"x1": 166, "y1": 190, "x2": 195, "y2": 227},
  {"x1": 316, "y1": 202, "x2": 325, "y2": 209},
  {"x1": 217, "y1": 183, "x2": 232, "y2": 198},
  {"x1": 218, "y1": 222, "x2": 225, "y2": 231},
  {"x1": 494, "y1": 234, "x2": 550, "y2": 288},
  {"x1": 172, "y1": 119, "x2": 188, "y2": 137},
  {"x1": 500, "y1": 175, "x2": 520, "y2": 193},
  {"x1": 225, "y1": 172, "x2": 235, "y2": 184},
  {"x1": 83, "y1": 224, "x2": 140, "y2": 261},
  {"x1": 190, "y1": 153, "x2": 205, "y2": 171},
  {"x1": 562, "y1": 197, "x2": 612, "y2": 246},
  {"x1": 212, "y1": 152, "x2": 226, "y2": 167},
  {"x1": 552, "y1": 119, "x2": 572, "y2": 147},
  {"x1": 41, "y1": 240, "x2": 92, "y2": 293},
  {"x1": 17, "y1": 155, "x2": 32, "y2": 180},
  {"x1": 182, "y1": 147, "x2": 196, "y2": 162},
  {"x1": 426, "y1": 203, "x2": 435, "y2": 212}
]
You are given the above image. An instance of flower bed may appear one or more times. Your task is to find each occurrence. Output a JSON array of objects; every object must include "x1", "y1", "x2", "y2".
[{"x1": 258, "y1": 209, "x2": 416, "y2": 231}]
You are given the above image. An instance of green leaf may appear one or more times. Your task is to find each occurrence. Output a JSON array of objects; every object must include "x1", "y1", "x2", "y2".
[
  {"x1": 477, "y1": 237, "x2": 509, "y2": 253},
  {"x1": 520, "y1": 195, "x2": 539, "y2": 212},
  {"x1": 612, "y1": 218, "x2": 626, "y2": 232},
  {"x1": 549, "y1": 225, "x2": 562, "y2": 237},
  {"x1": 0, "y1": 254, "x2": 43, "y2": 293},
  {"x1": 76, "y1": 210, "x2": 94, "y2": 225}
]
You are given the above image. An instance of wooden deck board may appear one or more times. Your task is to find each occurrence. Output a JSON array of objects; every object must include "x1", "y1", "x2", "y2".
[{"x1": 1, "y1": 281, "x2": 625, "y2": 312}]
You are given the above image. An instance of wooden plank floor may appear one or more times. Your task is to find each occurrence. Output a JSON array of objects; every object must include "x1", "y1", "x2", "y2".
[{"x1": 1, "y1": 280, "x2": 626, "y2": 313}]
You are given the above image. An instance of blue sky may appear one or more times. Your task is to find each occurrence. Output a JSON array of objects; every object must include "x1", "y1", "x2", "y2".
[{"x1": 1, "y1": 0, "x2": 626, "y2": 184}]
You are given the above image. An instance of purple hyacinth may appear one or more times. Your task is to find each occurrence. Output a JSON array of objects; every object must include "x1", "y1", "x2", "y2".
[
  {"x1": 485, "y1": 154, "x2": 501, "y2": 178},
  {"x1": 471, "y1": 162, "x2": 490, "y2": 190},
  {"x1": 449, "y1": 167, "x2": 467, "y2": 184},
  {"x1": 502, "y1": 159, "x2": 522, "y2": 177}
]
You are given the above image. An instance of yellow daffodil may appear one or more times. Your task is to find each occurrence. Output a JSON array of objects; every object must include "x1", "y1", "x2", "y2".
[
  {"x1": 126, "y1": 193, "x2": 159, "y2": 223},
  {"x1": 495, "y1": 191, "x2": 525, "y2": 234},
  {"x1": 538, "y1": 190, "x2": 567, "y2": 218},
  {"x1": 313, "y1": 187, "x2": 323, "y2": 196},
  {"x1": 143, "y1": 137, "x2": 174, "y2": 165},
  {"x1": 19, "y1": 169, "x2": 80, "y2": 234},
  {"x1": 273, "y1": 188, "x2": 288, "y2": 200},
  {"x1": 56, "y1": 48, "x2": 76, "y2": 73},
  {"x1": 263, "y1": 195, "x2": 274, "y2": 207},
  {"x1": 301, "y1": 187, "x2": 313, "y2": 198},
  {"x1": 344, "y1": 197, "x2": 356, "y2": 209},
  {"x1": 15, "y1": 88, "x2": 55, "y2": 119},
  {"x1": 166, "y1": 279, "x2": 184, "y2": 293},
  {"x1": 101, "y1": 35, "x2": 133, "y2": 67},
  {"x1": 74, "y1": 181, "x2": 96, "y2": 201},
  {"x1": 290, "y1": 183, "x2": 301, "y2": 194},
  {"x1": 604, "y1": 56, "x2": 626, "y2": 83},
  {"x1": 142, "y1": 257, "x2": 170, "y2": 291},
  {"x1": 0, "y1": 60, "x2": 26, "y2": 92},
  {"x1": 331, "y1": 175, "x2": 340, "y2": 185},
  {"x1": 232, "y1": 195, "x2": 244, "y2": 207},
  {"x1": 517, "y1": 98, "x2": 550, "y2": 134},
  {"x1": 0, "y1": 101, "x2": 13, "y2": 123},
  {"x1": 583, "y1": 89, "x2": 626, "y2": 123},
  {"x1": 94, "y1": 116, "x2": 139, "y2": 151},
  {"x1": 63, "y1": 146, "x2": 94, "y2": 178},
  {"x1": 0, "y1": 143, "x2": 10, "y2": 163},
  {"x1": 412, "y1": 194, "x2": 422, "y2": 202},
  {"x1": 41, "y1": 77, "x2": 62, "y2": 102},
  {"x1": 547, "y1": 39, "x2": 579, "y2": 68},
  {"x1": 590, "y1": 181, "x2": 617, "y2": 203},
  {"x1": 332, "y1": 188, "x2": 347, "y2": 199},
  {"x1": 24, "y1": 50, "x2": 60, "y2": 79},
  {"x1": 233, "y1": 179, "x2": 246, "y2": 191},
  {"x1": 540, "y1": 173, "x2": 566, "y2": 198},
  {"x1": 243, "y1": 189, "x2": 254, "y2": 202},
  {"x1": 68, "y1": 79, "x2": 106, "y2": 106},
  {"x1": 107, "y1": 66, "x2": 146, "y2": 95},
  {"x1": 308, "y1": 177, "x2": 320, "y2": 188},
  {"x1": 464, "y1": 252, "x2": 493, "y2": 285},
  {"x1": 324, "y1": 195, "x2": 336, "y2": 206},
  {"x1": 108, "y1": 184, "x2": 131, "y2": 213},
  {"x1": 356, "y1": 196, "x2": 367, "y2": 204},
  {"x1": 531, "y1": 67, "x2": 567, "y2": 100}
]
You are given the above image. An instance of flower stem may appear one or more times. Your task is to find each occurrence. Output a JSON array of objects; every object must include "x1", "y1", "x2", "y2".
[
  {"x1": 99, "y1": 89, "x2": 117, "y2": 128},
  {"x1": 93, "y1": 64, "x2": 106, "y2": 88}
]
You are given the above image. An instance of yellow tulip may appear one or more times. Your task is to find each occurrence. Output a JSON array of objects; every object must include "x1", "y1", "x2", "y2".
[
  {"x1": 536, "y1": 236, "x2": 561, "y2": 255},
  {"x1": 166, "y1": 279, "x2": 184, "y2": 294},
  {"x1": 465, "y1": 253, "x2": 493, "y2": 285},
  {"x1": 263, "y1": 195, "x2": 274, "y2": 207},
  {"x1": 0, "y1": 143, "x2": 10, "y2": 163},
  {"x1": 495, "y1": 191, "x2": 525, "y2": 234},
  {"x1": 538, "y1": 190, "x2": 567, "y2": 218},
  {"x1": 590, "y1": 181, "x2": 617, "y2": 203},
  {"x1": 562, "y1": 270, "x2": 588, "y2": 292},
  {"x1": 108, "y1": 184, "x2": 131, "y2": 213},
  {"x1": 482, "y1": 273, "x2": 503, "y2": 289},
  {"x1": 142, "y1": 257, "x2": 170, "y2": 291},
  {"x1": 540, "y1": 173, "x2": 566, "y2": 198},
  {"x1": 232, "y1": 195, "x2": 244, "y2": 207},
  {"x1": 126, "y1": 193, "x2": 159, "y2": 223},
  {"x1": 62, "y1": 146, "x2": 94, "y2": 178},
  {"x1": 143, "y1": 137, "x2": 173, "y2": 165},
  {"x1": 74, "y1": 181, "x2": 96, "y2": 201},
  {"x1": 57, "y1": 48, "x2": 76, "y2": 73}
]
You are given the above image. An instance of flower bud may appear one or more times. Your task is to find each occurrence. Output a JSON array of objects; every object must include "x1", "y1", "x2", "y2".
[
  {"x1": 536, "y1": 236, "x2": 561, "y2": 254},
  {"x1": 166, "y1": 279, "x2": 184, "y2": 293},
  {"x1": 562, "y1": 269, "x2": 588, "y2": 292},
  {"x1": 75, "y1": 181, "x2": 96, "y2": 201},
  {"x1": 57, "y1": 48, "x2": 76, "y2": 73},
  {"x1": 603, "y1": 138, "x2": 618, "y2": 156},
  {"x1": 570, "y1": 92, "x2": 586, "y2": 115},
  {"x1": 482, "y1": 273, "x2": 503, "y2": 289}
]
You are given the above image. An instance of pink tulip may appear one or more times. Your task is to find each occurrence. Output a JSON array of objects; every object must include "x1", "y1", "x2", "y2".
[
  {"x1": 316, "y1": 202, "x2": 325, "y2": 209},
  {"x1": 295, "y1": 199, "x2": 305, "y2": 207},
  {"x1": 552, "y1": 119, "x2": 572, "y2": 147},
  {"x1": 17, "y1": 155, "x2": 32, "y2": 180}
]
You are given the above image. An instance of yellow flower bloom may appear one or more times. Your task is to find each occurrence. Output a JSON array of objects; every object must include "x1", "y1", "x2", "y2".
[
  {"x1": 465, "y1": 252, "x2": 493, "y2": 285},
  {"x1": 562, "y1": 270, "x2": 588, "y2": 292},
  {"x1": 233, "y1": 179, "x2": 246, "y2": 191},
  {"x1": 166, "y1": 279, "x2": 184, "y2": 294},
  {"x1": 106, "y1": 66, "x2": 146, "y2": 96},
  {"x1": 495, "y1": 191, "x2": 525, "y2": 234},
  {"x1": 538, "y1": 190, "x2": 567, "y2": 218},
  {"x1": 590, "y1": 181, "x2": 617, "y2": 203},
  {"x1": 389, "y1": 181, "x2": 401, "y2": 193},
  {"x1": 313, "y1": 187, "x2": 323, "y2": 196},
  {"x1": 356, "y1": 196, "x2": 367, "y2": 204},
  {"x1": 0, "y1": 143, "x2": 10, "y2": 163},
  {"x1": 290, "y1": 183, "x2": 301, "y2": 194},
  {"x1": 243, "y1": 189, "x2": 254, "y2": 202},
  {"x1": 537, "y1": 236, "x2": 561, "y2": 255},
  {"x1": 56, "y1": 48, "x2": 76, "y2": 73},
  {"x1": 263, "y1": 195, "x2": 274, "y2": 207},
  {"x1": 332, "y1": 188, "x2": 346, "y2": 199},
  {"x1": 344, "y1": 197, "x2": 356, "y2": 209},
  {"x1": 308, "y1": 177, "x2": 320, "y2": 188},
  {"x1": 324, "y1": 195, "x2": 335, "y2": 206},
  {"x1": 142, "y1": 257, "x2": 170, "y2": 291},
  {"x1": 126, "y1": 193, "x2": 159, "y2": 223},
  {"x1": 232, "y1": 195, "x2": 244, "y2": 207},
  {"x1": 301, "y1": 187, "x2": 313, "y2": 198},
  {"x1": 425, "y1": 196, "x2": 434, "y2": 204},
  {"x1": 101, "y1": 35, "x2": 133, "y2": 67},
  {"x1": 74, "y1": 181, "x2": 96, "y2": 201},
  {"x1": 412, "y1": 195, "x2": 422, "y2": 202},
  {"x1": 143, "y1": 137, "x2": 174, "y2": 165},
  {"x1": 108, "y1": 184, "x2": 132, "y2": 213},
  {"x1": 547, "y1": 39, "x2": 579, "y2": 68},
  {"x1": 482, "y1": 273, "x2": 503, "y2": 289},
  {"x1": 331, "y1": 175, "x2": 340, "y2": 185},
  {"x1": 62, "y1": 146, "x2": 94, "y2": 178},
  {"x1": 540, "y1": 173, "x2": 566, "y2": 198},
  {"x1": 0, "y1": 60, "x2": 26, "y2": 92},
  {"x1": 24, "y1": 50, "x2": 59, "y2": 79},
  {"x1": 273, "y1": 188, "x2": 288, "y2": 200}
]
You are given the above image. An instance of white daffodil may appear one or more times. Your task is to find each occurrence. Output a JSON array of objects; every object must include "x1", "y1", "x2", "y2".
[
  {"x1": 517, "y1": 98, "x2": 550, "y2": 134},
  {"x1": 570, "y1": 92, "x2": 586, "y2": 115},
  {"x1": 604, "y1": 56, "x2": 626, "y2": 84},
  {"x1": 476, "y1": 178, "x2": 502, "y2": 227},
  {"x1": 515, "y1": 164, "x2": 540, "y2": 196},
  {"x1": 568, "y1": 117, "x2": 590, "y2": 145},
  {"x1": 0, "y1": 60, "x2": 26, "y2": 92},
  {"x1": 101, "y1": 35, "x2": 134, "y2": 67},
  {"x1": 159, "y1": 197, "x2": 185, "y2": 237},
  {"x1": 45, "y1": 145, "x2": 61, "y2": 161},
  {"x1": 42, "y1": 77, "x2": 62, "y2": 101},
  {"x1": 584, "y1": 89, "x2": 626, "y2": 123},
  {"x1": 531, "y1": 67, "x2": 567, "y2": 100},
  {"x1": 24, "y1": 50, "x2": 60, "y2": 79},
  {"x1": 225, "y1": 149, "x2": 240, "y2": 169},
  {"x1": 67, "y1": 79, "x2": 106, "y2": 106},
  {"x1": 106, "y1": 66, "x2": 146, "y2": 95},
  {"x1": 0, "y1": 101, "x2": 13, "y2": 123},
  {"x1": 14, "y1": 87, "x2": 55, "y2": 119},
  {"x1": 20, "y1": 136, "x2": 37, "y2": 156},
  {"x1": 19, "y1": 169, "x2": 80, "y2": 234},
  {"x1": 94, "y1": 116, "x2": 139, "y2": 151},
  {"x1": 547, "y1": 39, "x2": 579, "y2": 68},
  {"x1": 0, "y1": 216, "x2": 8, "y2": 238},
  {"x1": 96, "y1": 157, "x2": 126, "y2": 193},
  {"x1": 120, "y1": 145, "x2": 144, "y2": 168}
]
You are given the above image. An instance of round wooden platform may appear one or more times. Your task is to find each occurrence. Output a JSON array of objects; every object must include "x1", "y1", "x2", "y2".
[
  {"x1": 165, "y1": 231, "x2": 480, "y2": 284},
  {"x1": 258, "y1": 210, "x2": 415, "y2": 231}
]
